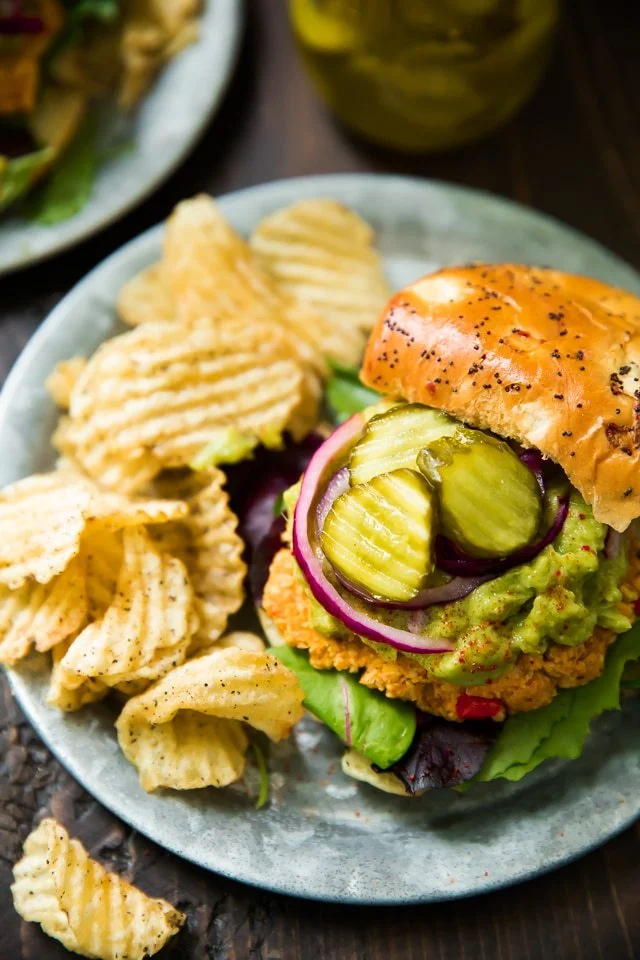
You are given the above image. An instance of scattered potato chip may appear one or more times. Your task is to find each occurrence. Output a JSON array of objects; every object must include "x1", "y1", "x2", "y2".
[
  {"x1": 0, "y1": 555, "x2": 88, "y2": 667},
  {"x1": 45, "y1": 357, "x2": 87, "y2": 409},
  {"x1": 251, "y1": 199, "x2": 391, "y2": 339},
  {"x1": 121, "y1": 710, "x2": 248, "y2": 792},
  {"x1": 117, "y1": 262, "x2": 176, "y2": 327},
  {"x1": 84, "y1": 529, "x2": 123, "y2": 617},
  {"x1": 163, "y1": 195, "x2": 324, "y2": 435},
  {"x1": 116, "y1": 647, "x2": 304, "y2": 791},
  {"x1": 54, "y1": 422, "x2": 162, "y2": 495},
  {"x1": 215, "y1": 631, "x2": 266, "y2": 654},
  {"x1": 0, "y1": 470, "x2": 187, "y2": 588},
  {"x1": 150, "y1": 469, "x2": 246, "y2": 650},
  {"x1": 0, "y1": 472, "x2": 93, "y2": 588},
  {"x1": 47, "y1": 639, "x2": 108, "y2": 712},
  {"x1": 60, "y1": 528, "x2": 196, "y2": 689},
  {"x1": 54, "y1": 320, "x2": 305, "y2": 481},
  {"x1": 11, "y1": 818, "x2": 185, "y2": 959}
]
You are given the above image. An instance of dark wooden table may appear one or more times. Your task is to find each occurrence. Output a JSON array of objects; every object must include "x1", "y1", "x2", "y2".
[{"x1": 2, "y1": 1, "x2": 640, "y2": 957}]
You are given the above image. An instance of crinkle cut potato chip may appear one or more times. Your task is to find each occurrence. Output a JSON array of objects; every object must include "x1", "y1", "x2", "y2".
[
  {"x1": 251, "y1": 197, "x2": 391, "y2": 340},
  {"x1": 54, "y1": 423, "x2": 162, "y2": 496},
  {"x1": 150, "y1": 469, "x2": 246, "y2": 650},
  {"x1": 11, "y1": 818, "x2": 185, "y2": 960},
  {"x1": 47, "y1": 639, "x2": 108, "y2": 713},
  {"x1": 0, "y1": 469, "x2": 186, "y2": 588},
  {"x1": 60, "y1": 528, "x2": 196, "y2": 689},
  {"x1": 45, "y1": 357, "x2": 87, "y2": 409},
  {"x1": 116, "y1": 646, "x2": 305, "y2": 791},
  {"x1": 0, "y1": 555, "x2": 88, "y2": 667},
  {"x1": 84, "y1": 529, "x2": 123, "y2": 617},
  {"x1": 53, "y1": 319, "x2": 306, "y2": 485},
  {"x1": 215, "y1": 630, "x2": 266, "y2": 653},
  {"x1": 117, "y1": 262, "x2": 176, "y2": 327},
  {"x1": 164, "y1": 194, "x2": 367, "y2": 369},
  {"x1": 118, "y1": 710, "x2": 249, "y2": 792},
  {"x1": 162, "y1": 195, "x2": 324, "y2": 428}
]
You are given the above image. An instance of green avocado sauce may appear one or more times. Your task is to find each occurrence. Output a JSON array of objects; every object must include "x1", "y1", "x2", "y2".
[{"x1": 294, "y1": 480, "x2": 630, "y2": 687}]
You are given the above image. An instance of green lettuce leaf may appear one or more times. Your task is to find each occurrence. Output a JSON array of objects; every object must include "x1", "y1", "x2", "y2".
[
  {"x1": 474, "y1": 623, "x2": 640, "y2": 783},
  {"x1": 273, "y1": 645, "x2": 416, "y2": 769},
  {"x1": 325, "y1": 360, "x2": 380, "y2": 423},
  {"x1": 26, "y1": 118, "x2": 98, "y2": 225},
  {"x1": 0, "y1": 149, "x2": 54, "y2": 214}
]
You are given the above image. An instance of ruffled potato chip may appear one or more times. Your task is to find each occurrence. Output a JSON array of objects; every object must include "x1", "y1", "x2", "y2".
[
  {"x1": 117, "y1": 262, "x2": 175, "y2": 327},
  {"x1": 11, "y1": 818, "x2": 185, "y2": 959},
  {"x1": 54, "y1": 319, "x2": 305, "y2": 484},
  {"x1": 163, "y1": 195, "x2": 323, "y2": 436},
  {"x1": 251, "y1": 198, "x2": 391, "y2": 339},
  {"x1": 45, "y1": 357, "x2": 87, "y2": 409},
  {"x1": 150, "y1": 469, "x2": 245, "y2": 650},
  {"x1": 0, "y1": 555, "x2": 88, "y2": 667},
  {"x1": 84, "y1": 529, "x2": 123, "y2": 617},
  {"x1": 0, "y1": 470, "x2": 187, "y2": 588},
  {"x1": 47, "y1": 639, "x2": 108, "y2": 713},
  {"x1": 215, "y1": 631, "x2": 266, "y2": 654},
  {"x1": 60, "y1": 528, "x2": 196, "y2": 689},
  {"x1": 116, "y1": 646, "x2": 304, "y2": 791},
  {"x1": 119, "y1": 710, "x2": 248, "y2": 791},
  {"x1": 54, "y1": 423, "x2": 162, "y2": 495}
]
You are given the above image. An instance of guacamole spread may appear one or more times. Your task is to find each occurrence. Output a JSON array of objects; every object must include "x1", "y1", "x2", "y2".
[{"x1": 295, "y1": 481, "x2": 630, "y2": 688}]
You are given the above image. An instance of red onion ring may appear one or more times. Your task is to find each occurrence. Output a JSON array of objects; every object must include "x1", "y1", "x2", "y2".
[
  {"x1": 519, "y1": 448, "x2": 546, "y2": 497},
  {"x1": 436, "y1": 496, "x2": 570, "y2": 577},
  {"x1": 292, "y1": 416, "x2": 453, "y2": 655},
  {"x1": 316, "y1": 466, "x2": 349, "y2": 531}
]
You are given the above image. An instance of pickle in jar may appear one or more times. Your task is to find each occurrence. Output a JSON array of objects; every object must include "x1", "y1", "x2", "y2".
[
  {"x1": 418, "y1": 431, "x2": 542, "y2": 558},
  {"x1": 349, "y1": 403, "x2": 457, "y2": 486},
  {"x1": 321, "y1": 468, "x2": 436, "y2": 602}
]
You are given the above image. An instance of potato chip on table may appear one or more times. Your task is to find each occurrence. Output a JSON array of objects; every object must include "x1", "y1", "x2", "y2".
[
  {"x1": 150, "y1": 469, "x2": 246, "y2": 650},
  {"x1": 11, "y1": 818, "x2": 185, "y2": 960},
  {"x1": 116, "y1": 646, "x2": 304, "y2": 791},
  {"x1": 53, "y1": 319, "x2": 306, "y2": 487},
  {"x1": 60, "y1": 527, "x2": 196, "y2": 690}
]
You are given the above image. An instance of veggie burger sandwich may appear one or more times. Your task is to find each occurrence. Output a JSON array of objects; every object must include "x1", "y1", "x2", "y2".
[{"x1": 258, "y1": 264, "x2": 640, "y2": 796}]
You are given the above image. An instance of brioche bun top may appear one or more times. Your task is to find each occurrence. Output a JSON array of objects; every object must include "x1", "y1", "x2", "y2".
[{"x1": 361, "y1": 264, "x2": 640, "y2": 532}]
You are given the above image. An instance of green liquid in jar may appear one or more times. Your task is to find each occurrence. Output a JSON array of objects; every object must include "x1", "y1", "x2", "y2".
[{"x1": 290, "y1": 0, "x2": 559, "y2": 152}]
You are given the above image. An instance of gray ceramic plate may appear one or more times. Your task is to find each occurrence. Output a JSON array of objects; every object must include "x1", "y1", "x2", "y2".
[
  {"x1": 0, "y1": 0, "x2": 242, "y2": 276},
  {"x1": 2, "y1": 174, "x2": 639, "y2": 904}
]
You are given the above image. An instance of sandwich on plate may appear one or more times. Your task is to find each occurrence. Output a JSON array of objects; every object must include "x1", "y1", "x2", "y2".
[{"x1": 254, "y1": 264, "x2": 640, "y2": 796}]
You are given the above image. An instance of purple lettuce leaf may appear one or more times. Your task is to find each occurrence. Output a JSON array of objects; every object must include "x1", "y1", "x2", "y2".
[{"x1": 386, "y1": 714, "x2": 501, "y2": 794}]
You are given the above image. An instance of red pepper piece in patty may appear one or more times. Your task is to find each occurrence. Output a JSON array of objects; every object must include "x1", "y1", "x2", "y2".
[{"x1": 456, "y1": 693, "x2": 504, "y2": 721}]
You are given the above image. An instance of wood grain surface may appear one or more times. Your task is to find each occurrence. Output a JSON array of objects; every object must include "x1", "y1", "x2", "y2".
[{"x1": 1, "y1": 1, "x2": 639, "y2": 957}]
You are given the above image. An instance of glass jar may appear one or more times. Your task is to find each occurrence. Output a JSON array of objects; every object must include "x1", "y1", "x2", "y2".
[{"x1": 290, "y1": 0, "x2": 559, "y2": 153}]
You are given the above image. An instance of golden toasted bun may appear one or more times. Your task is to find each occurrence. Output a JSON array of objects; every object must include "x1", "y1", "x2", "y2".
[{"x1": 362, "y1": 264, "x2": 640, "y2": 531}]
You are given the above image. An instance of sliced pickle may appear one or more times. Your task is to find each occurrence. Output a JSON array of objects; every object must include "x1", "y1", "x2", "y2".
[
  {"x1": 321, "y1": 468, "x2": 436, "y2": 602},
  {"x1": 418, "y1": 432, "x2": 542, "y2": 558},
  {"x1": 349, "y1": 403, "x2": 458, "y2": 486}
]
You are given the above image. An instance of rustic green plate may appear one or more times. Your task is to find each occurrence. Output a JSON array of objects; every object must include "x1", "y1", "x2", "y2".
[{"x1": 2, "y1": 174, "x2": 639, "y2": 904}]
